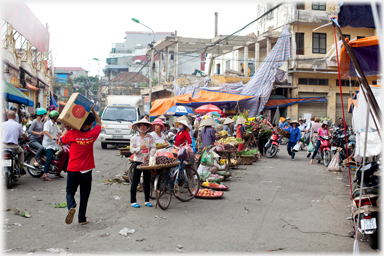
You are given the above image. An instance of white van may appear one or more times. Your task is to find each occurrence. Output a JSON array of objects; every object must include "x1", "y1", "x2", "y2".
[{"x1": 99, "y1": 95, "x2": 144, "y2": 149}]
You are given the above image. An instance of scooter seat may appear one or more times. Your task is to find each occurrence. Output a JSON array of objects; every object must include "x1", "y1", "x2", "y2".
[
  {"x1": 3, "y1": 148, "x2": 17, "y2": 157},
  {"x1": 29, "y1": 143, "x2": 41, "y2": 150},
  {"x1": 353, "y1": 189, "x2": 379, "y2": 198}
]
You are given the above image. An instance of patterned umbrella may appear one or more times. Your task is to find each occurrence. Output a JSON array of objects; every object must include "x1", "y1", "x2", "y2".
[
  {"x1": 165, "y1": 105, "x2": 194, "y2": 116},
  {"x1": 240, "y1": 25, "x2": 291, "y2": 117}
]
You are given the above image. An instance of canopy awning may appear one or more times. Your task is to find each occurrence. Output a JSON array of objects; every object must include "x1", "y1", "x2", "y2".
[
  {"x1": 25, "y1": 82, "x2": 39, "y2": 91},
  {"x1": 339, "y1": 36, "x2": 380, "y2": 78},
  {"x1": 263, "y1": 97, "x2": 326, "y2": 109},
  {"x1": 150, "y1": 90, "x2": 255, "y2": 117},
  {"x1": 2, "y1": 81, "x2": 34, "y2": 106}
]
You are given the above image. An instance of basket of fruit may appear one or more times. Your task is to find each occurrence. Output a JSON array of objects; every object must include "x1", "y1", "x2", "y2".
[
  {"x1": 118, "y1": 146, "x2": 132, "y2": 156},
  {"x1": 156, "y1": 142, "x2": 170, "y2": 150},
  {"x1": 217, "y1": 171, "x2": 232, "y2": 179},
  {"x1": 195, "y1": 188, "x2": 224, "y2": 199},
  {"x1": 137, "y1": 156, "x2": 180, "y2": 171},
  {"x1": 201, "y1": 181, "x2": 229, "y2": 191}
]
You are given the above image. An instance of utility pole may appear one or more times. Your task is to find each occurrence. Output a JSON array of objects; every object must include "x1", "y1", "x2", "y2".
[
  {"x1": 149, "y1": 44, "x2": 155, "y2": 105},
  {"x1": 214, "y1": 12, "x2": 218, "y2": 37}
]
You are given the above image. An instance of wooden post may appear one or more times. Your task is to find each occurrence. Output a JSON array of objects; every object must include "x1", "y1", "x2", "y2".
[
  {"x1": 255, "y1": 42, "x2": 260, "y2": 71},
  {"x1": 165, "y1": 46, "x2": 169, "y2": 82},
  {"x1": 158, "y1": 50, "x2": 162, "y2": 84}
]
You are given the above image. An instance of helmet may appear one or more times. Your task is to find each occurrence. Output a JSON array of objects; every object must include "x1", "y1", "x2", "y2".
[
  {"x1": 322, "y1": 120, "x2": 329, "y2": 126},
  {"x1": 36, "y1": 108, "x2": 47, "y2": 116},
  {"x1": 286, "y1": 117, "x2": 291, "y2": 120},
  {"x1": 299, "y1": 118, "x2": 302, "y2": 121},
  {"x1": 10, "y1": 106, "x2": 17, "y2": 111},
  {"x1": 49, "y1": 110, "x2": 59, "y2": 119},
  {"x1": 348, "y1": 142, "x2": 355, "y2": 147}
]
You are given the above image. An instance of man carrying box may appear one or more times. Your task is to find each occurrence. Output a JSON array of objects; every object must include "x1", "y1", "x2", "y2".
[{"x1": 59, "y1": 108, "x2": 101, "y2": 225}]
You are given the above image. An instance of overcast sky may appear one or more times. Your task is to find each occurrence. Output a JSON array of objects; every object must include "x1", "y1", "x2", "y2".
[{"x1": 20, "y1": 0, "x2": 267, "y2": 77}]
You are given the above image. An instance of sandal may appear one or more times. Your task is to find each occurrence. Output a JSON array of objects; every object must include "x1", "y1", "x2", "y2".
[
  {"x1": 55, "y1": 173, "x2": 64, "y2": 178},
  {"x1": 42, "y1": 175, "x2": 52, "y2": 181},
  {"x1": 131, "y1": 203, "x2": 140, "y2": 208}
]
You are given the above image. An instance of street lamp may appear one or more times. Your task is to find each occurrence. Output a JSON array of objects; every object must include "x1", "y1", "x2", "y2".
[{"x1": 132, "y1": 18, "x2": 155, "y2": 113}]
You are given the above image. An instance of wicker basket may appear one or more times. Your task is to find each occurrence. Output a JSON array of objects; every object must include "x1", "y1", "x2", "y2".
[
  {"x1": 156, "y1": 143, "x2": 170, "y2": 150},
  {"x1": 119, "y1": 150, "x2": 132, "y2": 156},
  {"x1": 237, "y1": 155, "x2": 255, "y2": 165},
  {"x1": 137, "y1": 160, "x2": 180, "y2": 171}
]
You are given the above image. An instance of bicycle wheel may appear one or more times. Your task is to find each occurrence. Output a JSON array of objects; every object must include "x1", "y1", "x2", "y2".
[
  {"x1": 127, "y1": 163, "x2": 134, "y2": 183},
  {"x1": 154, "y1": 171, "x2": 172, "y2": 210},
  {"x1": 174, "y1": 165, "x2": 200, "y2": 202}
]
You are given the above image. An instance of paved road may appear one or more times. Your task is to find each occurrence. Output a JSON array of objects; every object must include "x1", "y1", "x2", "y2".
[{"x1": 3, "y1": 139, "x2": 378, "y2": 254}]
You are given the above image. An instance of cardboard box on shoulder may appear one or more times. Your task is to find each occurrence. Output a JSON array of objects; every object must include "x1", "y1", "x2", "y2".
[{"x1": 58, "y1": 93, "x2": 95, "y2": 130}]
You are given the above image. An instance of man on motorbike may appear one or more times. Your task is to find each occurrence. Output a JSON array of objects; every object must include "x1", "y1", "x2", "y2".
[
  {"x1": 28, "y1": 108, "x2": 47, "y2": 166},
  {"x1": 42, "y1": 110, "x2": 62, "y2": 181},
  {"x1": 298, "y1": 118, "x2": 307, "y2": 131},
  {"x1": 2, "y1": 111, "x2": 28, "y2": 174},
  {"x1": 310, "y1": 120, "x2": 333, "y2": 164}
]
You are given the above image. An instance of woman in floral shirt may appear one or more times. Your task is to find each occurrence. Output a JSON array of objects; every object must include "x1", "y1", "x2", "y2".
[{"x1": 130, "y1": 118, "x2": 156, "y2": 208}]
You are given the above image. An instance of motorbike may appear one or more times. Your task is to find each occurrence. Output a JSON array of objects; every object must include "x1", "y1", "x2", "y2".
[
  {"x1": 265, "y1": 131, "x2": 280, "y2": 158},
  {"x1": 331, "y1": 127, "x2": 353, "y2": 163},
  {"x1": 2, "y1": 137, "x2": 29, "y2": 188},
  {"x1": 23, "y1": 140, "x2": 69, "y2": 178},
  {"x1": 348, "y1": 160, "x2": 380, "y2": 249},
  {"x1": 316, "y1": 135, "x2": 332, "y2": 166}
]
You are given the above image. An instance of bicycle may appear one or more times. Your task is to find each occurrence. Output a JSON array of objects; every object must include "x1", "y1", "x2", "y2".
[
  {"x1": 124, "y1": 159, "x2": 155, "y2": 200},
  {"x1": 154, "y1": 145, "x2": 200, "y2": 210}
]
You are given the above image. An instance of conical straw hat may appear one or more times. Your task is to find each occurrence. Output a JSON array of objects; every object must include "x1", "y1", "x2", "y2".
[
  {"x1": 200, "y1": 117, "x2": 217, "y2": 127},
  {"x1": 236, "y1": 117, "x2": 246, "y2": 125},
  {"x1": 132, "y1": 118, "x2": 154, "y2": 133},
  {"x1": 223, "y1": 117, "x2": 234, "y2": 125},
  {"x1": 174, "y1": 120, "x2": 191, "y2": 132}
]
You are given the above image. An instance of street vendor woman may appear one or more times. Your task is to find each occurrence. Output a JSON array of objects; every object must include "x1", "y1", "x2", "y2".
[
  {"x1": 283, "y1": 120, "x2": 301, "y2": 161},
  {"x1": 174, "y1": 119, "x2": 192, "y2": 146},
  {"x1": 236, "y1": 117, "x2": 246, "y2": 151},
  {"x1": 150, "y1": 118, "x2": 167, "y2": 144},
  {"x1": 130, "y1": 118, "x2": 156, "y2": 208},
  {"x1": 200, "y1": 117, "x2": 218, "y2": 150},
  {"x1": 223, "y1": 117, "x2": 234, "y2": 136}
]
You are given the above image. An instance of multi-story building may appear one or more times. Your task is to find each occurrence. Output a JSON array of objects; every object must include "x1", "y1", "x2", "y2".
[
  {"x1": 2, "y1": 2, "x2": 52, "y2": 113},
  {"x1": 207, "y1": 2, "x2": 378, "y2": 125},
  {"x1": 54, "y1": 67, "x2": 89, "y2": 102}
]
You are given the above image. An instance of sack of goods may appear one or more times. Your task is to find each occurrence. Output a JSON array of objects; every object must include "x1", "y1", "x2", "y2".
[
  {"x1": 201, "y1": 150, "x2": 214, "y2": 166},
  {"x1": 327, "y1": 152, "x2": 341, "y2": 172},
  {"x1": 292, "y1": 141, "x2": 302, "y2": 152}
]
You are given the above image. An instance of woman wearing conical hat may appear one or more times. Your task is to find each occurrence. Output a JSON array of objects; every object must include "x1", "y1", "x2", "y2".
[
  {"x1": 236, "y1": 117, "x2": 246, "y2": 151},
  {"x1": 223, "y1": 117, "x2": 234, "y2": 137},
  {"x1": 200, "y1": 117, "x2": 218, "y2": 150}
]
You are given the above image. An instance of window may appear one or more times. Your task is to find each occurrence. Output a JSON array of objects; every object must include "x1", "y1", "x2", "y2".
[
  {"x1": 340, "y1": 34, "x2": 350, "y2": 41},
  {"x1": 312, "y1": 33, "x2": 327, "y2": 54},
  {"x1": 336, "y1": 79, "x2": 359, "y2": 87},
  {"x1": 298, "y1": 78, "x2": 329, "y2": 86},
  {"x1": 296, "y1": 33, "x2": 305, "y2": 55},
  {"x1": 372, "y1": 80, "x2": 377, "y2": 85},
  {"x1": 297, "y1": 2, "x2": 305, "y2": 10},
  {"x1": 312, "y1": 2, "x2": 326, "y2": 10}
]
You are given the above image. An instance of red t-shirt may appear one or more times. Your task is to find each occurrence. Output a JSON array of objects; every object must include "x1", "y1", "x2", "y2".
[
  {"x1": 60, "y1": 125, "x2": 101, "y2": 172},
  {"x1": 174, "y1": 130, "x2": 192, "y2": 146}
]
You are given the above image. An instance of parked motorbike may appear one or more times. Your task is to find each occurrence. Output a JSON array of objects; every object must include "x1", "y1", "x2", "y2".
[
  {"x1": 2, "y1": 137, "x2": 29, "y2": 188},
  {"x1": 331, "y1": 127, "x2": 353, "y2": 163},
  {"x1": 348, "y1": 160, "x2": 381, "y2": 249},
  {"x1": 265, "y1": 131, "x2": 280, "y2": 158},
  {"x1": 316, "y1": 135, "x2": 332, "y2": 166},
  {"x1": 23, "y1": 142, "x2": 69, "y2": 178}
]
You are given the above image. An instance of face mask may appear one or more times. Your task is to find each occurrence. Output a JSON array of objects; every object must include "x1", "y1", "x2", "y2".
[{"x1": 179, "y1": 127, "x2": 185, "y2": 132}]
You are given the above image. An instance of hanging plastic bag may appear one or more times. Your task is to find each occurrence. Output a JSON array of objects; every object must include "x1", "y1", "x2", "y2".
[
  {"x1": 177, "y1": 146, "x2": 188, "y2": 160},
  {"x1": 292, "y1": 141, "x2": 302, "y2": 152},
  {"x1": 201, "y1": 150, "x2": 214, "y2": 166},
  {"x1": 307, "y1": 142, "x2": 314, "y2": 153},
  {"x1": 328, "y1": 152, "x2": 341, "y2": 172}
]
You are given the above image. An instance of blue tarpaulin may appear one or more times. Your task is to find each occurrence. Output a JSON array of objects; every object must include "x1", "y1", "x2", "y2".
[
  {"x1": 338, "y1": 2, "x2": 381, "y2": 28},
  {"x1": 3, "y1": 81, "x2": 34, "y2": 106},
  {"x1": 50, "y1": 92, "x2": 58, "y2": 108}
]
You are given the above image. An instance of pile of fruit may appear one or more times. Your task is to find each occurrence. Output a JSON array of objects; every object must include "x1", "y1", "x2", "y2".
[
  {"x1": 196, "y1": 188, "x2": 223, "y2": 198},
  {"x1": 156, "y1": 142, "x2": 168, "y2": 147},
  {"x1": 218, "y1": 137, "x2": 238, "y2": 144},
  {"x1": 202, "y1": 181, "x2": 228, "y2": 190},
  {"x1": 220, "y1": 130, "x2": 228, "y2": 136},
  {"x1": 139, "y1": 156, "x2": 177, "y2": 167}
]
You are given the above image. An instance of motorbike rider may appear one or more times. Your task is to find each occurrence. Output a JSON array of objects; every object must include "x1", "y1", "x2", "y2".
[
  {"x1": 42, "y1": 110, "x2": 62, "y2": 181},
  {"x1": 9, "y1": 106, "x2": 20, "y2": 124},
  {"x1": 28, "y1": 108, "x2": 48, "y2": 166},
  {"x1": 2, "y1": 111, "x2": 28, "y2": 174},
  {"x1": 310, "y1": 120, "x2": 333, "y2": 164},
  {"x1": 284, "y1": 117, "x2": 291, "y2": 128},
  {"x1": 337, "y1": 118, "x2": 349, "y2": 131}
]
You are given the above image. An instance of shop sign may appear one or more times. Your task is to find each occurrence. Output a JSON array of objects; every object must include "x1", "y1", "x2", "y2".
[
  {"x1": 27, "y1": 107, "x2": 35, "y2": 113},
  {"x1": 144, "y1": 96, "x2": 150, "y2": 114},
  {"x1": 23, "y1": 91, "x2": 29, "y2": 97},
  {"x1": 10, "y1": 76, "x2": 19, "y2": 86}
]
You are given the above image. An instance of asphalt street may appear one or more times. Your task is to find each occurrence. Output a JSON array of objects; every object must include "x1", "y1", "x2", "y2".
[{"x1": 2, "y1": 139, "x2": 378, "y2": 254}]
